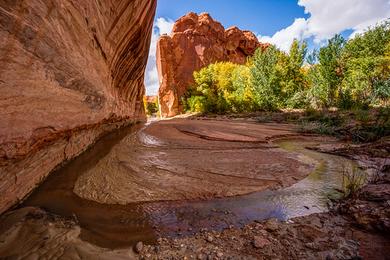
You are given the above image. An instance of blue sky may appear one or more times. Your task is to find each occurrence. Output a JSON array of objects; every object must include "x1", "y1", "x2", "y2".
[
  {"x1": 156, "y1": 0, "x2": 309, "y2": 37},
  {"x1": 145, "y1": 0, "x2": 390, "y2": 95}
]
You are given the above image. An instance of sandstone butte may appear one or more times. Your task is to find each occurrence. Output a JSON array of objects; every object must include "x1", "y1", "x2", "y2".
[
  {"x1": 0, "y1": 0, "x2": 157, "y2": 214},
  {"x1": 157, "y1": 12, "x2": 268, "y2": 117}
]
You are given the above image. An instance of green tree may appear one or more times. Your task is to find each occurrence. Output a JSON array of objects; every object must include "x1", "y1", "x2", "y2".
[
  {"x1": 279, "y1": 39, "x2": 308, "y2": 107},
  {"x1": 341, "y1": 21, "x2": 390, "y2": 107},
  {"x1": 317, "y1": 34, "x2": 346, "y2": 107},
  {"x1": 188, "y1": 62, "x2": 249, "y2": 113},
  {"x1": 184, "y1": 22, "x2": 390, "y2": 114},
  {"x1": 250, "y1": 45, "x2": 281, "y2": 110},
  {"x1": 306, "y1": 65, "x2": 329, "y2": 108},
  {"x1": 227, "y1": 65, "x2": 254, "y2": 112}
]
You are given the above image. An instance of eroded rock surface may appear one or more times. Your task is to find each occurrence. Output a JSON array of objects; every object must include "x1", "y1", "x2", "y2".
[
  {"x1": 157, "y1": 12, "x2": 268, "y2": 117},
  {"x1": 0, "y1": 0, "x2": 156, "y2": 213}
]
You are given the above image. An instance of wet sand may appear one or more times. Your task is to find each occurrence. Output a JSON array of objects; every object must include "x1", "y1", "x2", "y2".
[
  {"x1": 73, "y1": 119, "x2": 316, "y2": 204},
  {"x1": 0, "y1": 118, "x2": 374, "y2": 258}
]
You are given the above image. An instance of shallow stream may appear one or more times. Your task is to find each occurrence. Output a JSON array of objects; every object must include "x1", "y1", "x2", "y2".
[{"x1": 21, "y1": 122, "x2": 360, "y2": 249}]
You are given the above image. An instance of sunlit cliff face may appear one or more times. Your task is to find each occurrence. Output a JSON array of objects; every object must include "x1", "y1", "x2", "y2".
[{"x1": 156, "y1": 12, "x2": 268, "y2": 117}]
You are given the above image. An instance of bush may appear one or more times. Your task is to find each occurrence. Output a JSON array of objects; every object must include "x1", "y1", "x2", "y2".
[
  {"x1": 342, "y1": 165, "x2": 367, "y2": 198},
  {"x1": 298, "y1": 121, "x2": 338, "y2": 135},
  {"x1": 355, "y1": 109, "x2": 371, "y2": 124},
  {"x1": 373, "y1": 78, "x2": 390, "y2": 105},
  {"x1": 286, "y1": 90, "x2": 308, "y2": 108},
  {"x1": 186, "y1": 96, "x2": 208, "y2": 113}
]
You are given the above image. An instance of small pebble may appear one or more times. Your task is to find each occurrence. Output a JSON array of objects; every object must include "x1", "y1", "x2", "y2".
[
  {"x1": 134, "y1": 241, "x2": 143, "y2": 254},
  {"x1": 206, "y1": 235, "x2": 214, "y2": 243}
]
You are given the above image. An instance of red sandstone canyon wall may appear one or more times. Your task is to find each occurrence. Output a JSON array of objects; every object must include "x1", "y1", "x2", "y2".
[
  {"x1": 0, "y1": 0, "x2": 156, "y2": 213},
  {"x1": 157, "y1": 12, "x2": 268, "y2": 117}
]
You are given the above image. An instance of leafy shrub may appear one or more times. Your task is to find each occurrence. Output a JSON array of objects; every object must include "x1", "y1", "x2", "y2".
[
  {"x1": 342, "y1": 165, "x2": 367, "y2": 198},
  {"x1": 186, "y1": 96, "x2": 208, "y2": 113},
  {"x1": 286, "y1": 90, "x2": 308, "y2": 108},
  {"x1": 373, "y1": 78, "x2": 390, "y2": 105},
  {"x1": 355, "y1": 109, "x2": 371, "y2": 124},
  {"x1": 298, "y1": 121, "x2": 338, "y2": 135},
  {"x1": 351, "y1": 107, "x2": 390, "y2": 142}
]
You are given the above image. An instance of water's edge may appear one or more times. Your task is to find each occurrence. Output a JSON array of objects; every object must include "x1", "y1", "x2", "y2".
[{"x1": 19, "y1": 123, "x2": 362, "y2": 249}]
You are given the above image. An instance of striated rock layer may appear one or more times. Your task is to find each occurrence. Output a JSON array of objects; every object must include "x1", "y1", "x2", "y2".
[
  {"x1": 157, "y1": 12, "x2": 268, "y2": 117},
  {"x1": 0, "y1": 0, "x2": 156, "y2": 213}
]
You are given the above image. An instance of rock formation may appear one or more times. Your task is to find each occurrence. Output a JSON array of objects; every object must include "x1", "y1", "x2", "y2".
[
  {"x1": 157, "y1": 12, "x2": 268, "y2": 117},
  {"x1": 0, "y1": 0, "x2": 156, "y2": 213}
]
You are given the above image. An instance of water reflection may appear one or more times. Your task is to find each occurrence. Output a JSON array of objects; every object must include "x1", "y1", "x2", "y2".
[{"x1": 21, "y1": 125, "x2": 361, "y2": 249}]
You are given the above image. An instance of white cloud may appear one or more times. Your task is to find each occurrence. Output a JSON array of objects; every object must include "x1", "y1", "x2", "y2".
[
  {"x1": 156, "y1": 17, "x2": 175, "y2": 35},
  {"x1": 258, "y1": 18, "x2": 308, "y2": 52},
  {"x1": 259, "y1": 0, "x2": 390, "y2": 51},
  {"x1": 144, "y1": 17, "x2": 174, "y2": 96}
]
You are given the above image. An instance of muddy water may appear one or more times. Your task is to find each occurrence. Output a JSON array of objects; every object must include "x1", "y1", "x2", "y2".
[{"x1": 21, "y1": 121, "x2": 360, "y2": 249}]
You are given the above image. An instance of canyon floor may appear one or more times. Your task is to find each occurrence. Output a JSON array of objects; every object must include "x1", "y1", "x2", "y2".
[{"x1": 0, "y1": 117, "x2": 389, "y2": 259}]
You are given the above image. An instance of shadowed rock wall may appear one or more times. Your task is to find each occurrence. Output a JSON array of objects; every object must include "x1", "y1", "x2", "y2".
[{"x1": 0, "y1": 0, "x2": 156, "y2": 213}]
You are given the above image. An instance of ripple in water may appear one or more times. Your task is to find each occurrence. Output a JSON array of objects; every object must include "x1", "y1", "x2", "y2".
[{"x1": 21, "y1": 126, "x2": 364, "y2": 249}]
